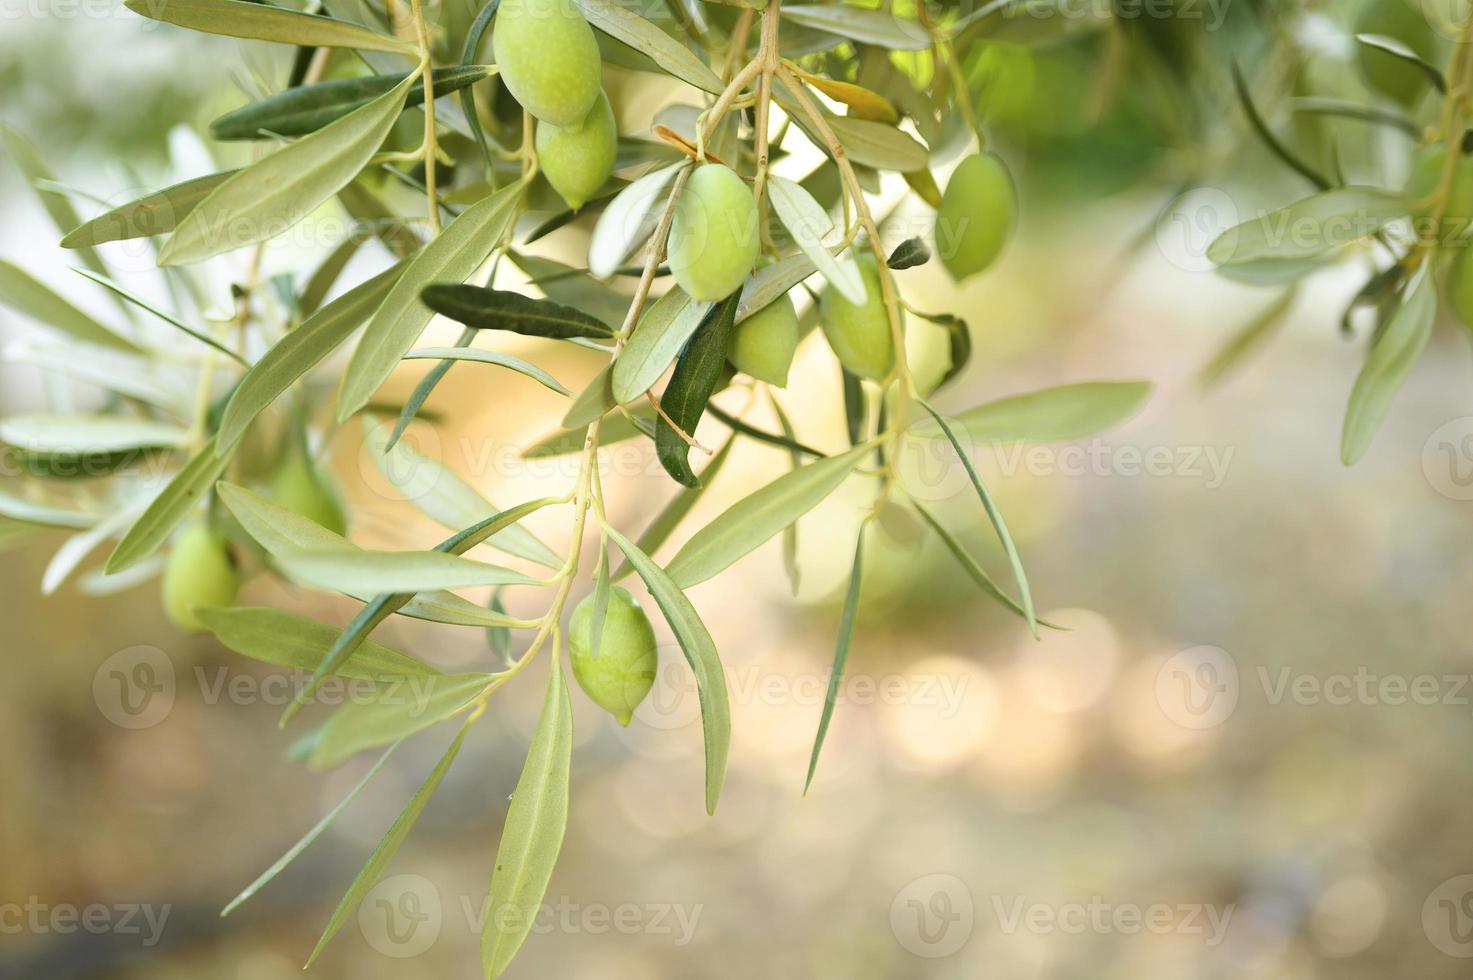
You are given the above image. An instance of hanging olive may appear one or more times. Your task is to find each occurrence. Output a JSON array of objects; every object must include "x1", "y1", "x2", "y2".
[
  {"x1": 536, "y1": 90, "x2": 617, "y2": 211},
  {"x1": 162, "y1": 522, "x2": 240, "y2": 633},
  {"x1": 729, "y1": 292, "x2": 799, "y2": 387},
  {"x1": 269, "y1": 450, "x2": 347, "y2": 535},
  {"x1": 668, "y1": 164, "x2": 759, "y2": 301},
  {"x1": 568, "y1": 587, "x2": 658, "y2": 726},
  {"x1": 492, "y1": 0, "x2": 602, "y2": 128},
  {"x1": 935, "y1": 152, "x2": 1016, "y2": 282},
  {"x1": 819, "y1": 256, "x2": 898, "y2": 381}
]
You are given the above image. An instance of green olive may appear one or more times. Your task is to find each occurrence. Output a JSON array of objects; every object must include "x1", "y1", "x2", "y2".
[
  {"x1": 568, "y1": 586, "x2": 658, "y2": 726},
  {"x1": 492, "y1": 0, "x2": 602, "y2": 128},
  {"x1": 1355, "y1": 0, "x2": 1438, "y2": 107},
  {"x1": 1406, "y1": 146, "x2": 1473, "y2": 245},
  {"x1": 536, "y1": 90, "x2": 617, "y2": 211},
  {"x1": 936, "y1": 152, "x2": 1016, "y2": 282},
  {"x1": 1449, "y1": 244, "x2": 1473, "y2": 327},
  {"x1": 668, "y1": 164, "x2": 759, "y2": 302},
  {"x1": 819, "y1": 256, "x2": 898, "y2": 381},
  {"x1": 162, "y1": 522, "x2": 240, "y2": 633},
  {"x1": 728, "y1": 292, "x2": 799, "y2": 386},
  {"x1": 269, "y1": 451, "x2": 347, "y2": 535}
]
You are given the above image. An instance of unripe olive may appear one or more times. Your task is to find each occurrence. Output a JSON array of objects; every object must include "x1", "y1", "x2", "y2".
[
  {"x1": 269, "y1": 451, "x2": 347, "y2": 535},
  {"x1": 492, "y1": 0, "x2": 602, "y2": 128},
  {"x1": 568, "y1": 587, "x2": 658, "y2": 725},
  {"x1": 936, "y1": 152, "x2": 1016, "y2": 282},
  {"x1": 162, "y1": 522, "x2": 240, "y2": 633},
  {"x1": 1406, "y1": 146, "x2": 1473, "y2": 244},
  {"x1": 1449, "y1": 244, "x2": 1473, "y2": 327},
  {"x1": 536, "y1": 90, "x2": 617, "y2": 211},
  {"x1": 728, "y1": 292, "x2": 799, "y2": 386},
  {"x1": 1354, "y1": 0, "x2": 1437, "y2": 106},
  {"x1": 819, "y1": 256, "x2": 898, "y2": 381},
  {"x1": 668, "y1": 164, "x2": 759, "y2": 302}
]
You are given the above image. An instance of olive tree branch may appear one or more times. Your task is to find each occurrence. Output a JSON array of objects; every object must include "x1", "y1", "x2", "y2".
[{"x1": 409, "y1": 0, "x2": 440, "y2": 235}]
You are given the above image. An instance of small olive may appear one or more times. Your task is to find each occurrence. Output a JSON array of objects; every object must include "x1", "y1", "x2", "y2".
[
  {"x1": 935, "y1": 152, "x2": 1016, "y2": 282},
  {"x1": 492, "y1": 0, "x2": 602, "y2": 128},
  {"x1": 728, "y1": 292, "x2": 799, "y2": 386},
  {"x1": 668, "y1": 164, "x2": 759, "y2": 302},
  {"x1": 536, "y1": 90, "x2": 617, "y2": 211},
  {"x1": 269, "y1": 451, "x2": 347, "y2": 535},
  {"x1": 1354, "y1": 0, "x2": 1438, "y2": 106},
  {"x1": 162, "y1": 522, "x2": 240, "y2": 633},
  {"x1": 568, "y1": 587, "x2": 658, "y2": 726},
  {"x1": 819, "y1": 256, "x2": 898, "y2": 381}
]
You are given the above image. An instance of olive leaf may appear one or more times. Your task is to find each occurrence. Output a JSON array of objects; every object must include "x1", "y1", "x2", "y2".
[
  {"x1": 160, "y1": 72, "x2": 418, "y2": 265},
  {"x1": 912, "y1": 502, "x2": 1062, "y2": 629},
  {"x1": 306, "y1": 718, "x2": 475, "y2": 968},
  {"x1": 588, "y1": 162, "x2": 686, "y2": 279},
  {"x1": 5, "y1": 339, "x2": 187, "y2": 409},
  {"x1": 218, "y1": 262, "x2": 406, "y2": 452},
  {"x1": 781, "y1": 4, "x2": 931, "y2": 49},
  {"x1": 511, "y1": 252, "x2": 628, "y2": 330},
  {"x1": 70, "y1": 267, "x2": 248, "y2": 365},
  {"x1": 61, "y1": 171, "x2": 237, "y2": 248},
  {"x1": 125, "y1": 0, "x2": 419, "y2": 54},
  {"x1": 339, "y1": 180, "x2": 526, "y2": 420},
  {"x1": 735, "y1": 252, "x2": 817, "y2": 319},
  {"x1": 666, "y1": 442, "x2": 870, "y2": 588},
  {"x1": 615, "y1": 436, "x2": 735, "y2": 579},
  {"x1": 706, "y1": 403, "x2": 827, "y2": 457},
  {"x1": 311, "y1": 672, "x2": 493, "y2": 769},
  {"x1": 523, "y1": 408, "x2": 655, "y2": 458},
  {"x1": 656, "y1": 291, "x2": 741, "y2": 487},
  {"x1": 612, "y1": 287, "x2": 714, "y2": 402},
  {"x1": 196, "y1": 606, "x2": 439, "y2": 680},
  {"x1": 1355, "y1": 33, "x2": 1446, "y2": 92},
  {"x1": 104, "y1": 436, "x2": 232, "y2": 574},
  {"x1": 211, "y1": 66, "x2": 492, "y2": 141},
  {"x1": 0, "y1": 260, "x2": 141, "y2": 353},
  {"x1": 767, "y1": 175, "x2": 867, "y2": 304},
  {"x1": 0, "y1": 487, "x2": 99, "y2": 529},
  {"x1": 786, "y1": 65, "x2": 898, "y2": 123},
  {"x1": 420, "y1": 284, "x2": 616, "y2": 339},
  {"x1": 481, "y1": 660, "x2": 573, "y2": 978},
  {"x1": 458, "y1": 0, "x2": 501, "y2": 168},
  {"x1": 770, "y1": 398, "x2": 803, "y2": 595},
  {"x1": 886, "y1": 237, "x2": 930, "y2": 270},
  {"x1": 0, "y1": 415, "x2": 185, "y2": 455},
  {"x1": 222, "y1": 742, "x2": 399, "y2": 918},
  {"x1": 910, "y1": 381, "x2": 1152, "y2": 443},
  {"x1": 842, "y1": 369, "x2": 865, "y2": 445},
  {"x1": 804, "y1": 526, "x2": 864, "y2": 792},
  {"x1": 1207, "y1": 187, "x2": 1411, "y2": 265},
  {"x1": 572, "y1": 0, "x2": 725, "y2": 94},
  {"x1": 604, "y1": 524, "x2": 729, "y2": 815},
  {"x1": 1341, "y1": 268, "x2": 1435, "y2": 465},
  {"x1": 403, "y1": 347, "x2": 571, "y2": 396},
  {"x1": 561, "y1": 364, "x2": 619, "y2": 429},
  {"x1": 1, "y1": 127, "x2": 115, "y2": 293},
  {"x1": 277, "y1": 549, "x2": 540, "y2": 595}
]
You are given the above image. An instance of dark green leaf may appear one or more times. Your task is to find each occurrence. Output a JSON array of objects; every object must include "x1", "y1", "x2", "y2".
[
  {"x1": 804, "y1": 527, "x2": 863, "y2": 792},
  {"x1": 886, "y1": 236, "x2": 930, "y2": 270},
  {"x1": 126, "y1": 0, "x2": 418, "y2": 54},
  {"x1": 656, "y1": 291, "x2": 740, "y2": 487},
  {"x1": 1341, "y1": 268, "x2": 1435, "y2": 465},
  {"x1": 420, "y1": 284, "x2": 616, "y2": 339}
]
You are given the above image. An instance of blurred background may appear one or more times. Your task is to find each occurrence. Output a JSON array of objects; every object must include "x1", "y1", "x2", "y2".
[{"x1": 5, "y1": 0, "x2": 1473, "y2": 977}]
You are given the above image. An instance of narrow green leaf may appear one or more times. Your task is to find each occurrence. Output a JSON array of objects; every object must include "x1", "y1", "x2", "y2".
[
  {"x1": 70, "y1": 267, "x2": 248, "y2": 365},
  {"x1": 561, "y1": 363, "x2": 617, "y2": 428},
  {"x1": 459, "y1": 0, "x2": 501, "y2": 169},
  {"x1": 339, "y1": 180, "x2": 525, "y2": 420},
  {"x1": 420, "y1": 284, "x2": 615, "y2": 339},
  {"x1": 0, "y1": 260, "x2": 140, "y2": 352},
  {"x1": 0, "y1": 488, "x2": 99, "y2": 529},
  {"x1": 912, "y1": 381, "x2": 1152, "y2": 444},
  {"x1": 160, "y1": 72, "x2": 417, "y2": 265},
  {"x1": 771, "y1": 398, "x2": 803, "y2": 595},
  {"x1": 299, "y1": 236, "x2": 366, "y2": 317},
  {"x1": 403, "y1": 347, "x2": 571, "y2": 396},
  {"x1": 1341, "y1": 269, "x2": 1435, "y2": 465},
  {"x1": 2, "y1": 126, "x2": 114, "y2": 290},
  {"x1": 6, "y1": 337, "x2": 188, "y2": 410},
  {"x1": 222, "y1": 742, "x2": 399, "y2": 918},
  {"x1": 127, "y1": 0, "x2": 419, "y2": 54},
  {"x1": 0, "y1": 415, "x2": 184, "y2": 455},
  {"x1": 919, "y1": 400, "x2": 1036, "y2": 637},
  {"x1": 511, "y1": 252, "x2": 628, "y2": 329},
  {"x1": 61, "y1": 171, "x2": 237, "y2": 248},
  {"x1": 587, "y1": 162, "x2": 685, "y2": 279},
  {"x1": 305, "y1": 718, "x2": 474, "y2": 967},
  {"x1": 480, "y1": 660, "x2": 573, "y2": 978},
  {"x1": 804, "y1": 528, "x2": 864, "y2": 792},
  {"x1": 824, "y1": 116, "x2": 929, "y2": 172},
  {"x1": 734, "y1": 253, "x2": 815, "y2": 321},
  {"x1": 781, "y1": 4, "x2": 931, "y2": 49},
  {"x1": 841, "y1": 368, "x2": 864, "y2": 445},
  {"x1": 486, "y1": 588, "x2": 512, "y2": 664},
  {"x1": 196, "y1": 606, "x2": 439, "y2": 680},
  {"x1": 572, "y1": 0, "x2": 725, "y2": 94},
  {"x1": 1208, "y1": 186, "x2": 1410, "y2": 265},
  {"x1": 612, "y1": 288, "x2": 713, "y2": 402},
  {"x1": 604, "y1": 524, "x2": 729, "y2": 814},
  {"x1": 587, "y1": 540, "x2": 612, "y2": 656},
  {"x1": 311, "y1": 672, "x2": 491, "y2": 769},
  {"x1": 912, "y1": 502, "x2": 1062, "y2": 630},
  {"x1": 278, "y1": 549, "x2": 539, "y2": 594},
  {"x1": 706, "y1": 403, "x2": 826, "y2": 457},
  {"x1": 219, "y1": 262, "x2": 405, "y2": 452},
  {"x1": 656, "y1": 291, "x2": 740, "y2": 487},
  {"x1": 767, "y1": 176, "x2": 866, "y2": 304},
  {"x1": 522, "y1": 408, "x2": 655, "y2": 458},
  {"x1": 105, "y1": 436, "x2": 231, "y2": 573},
  {"x1": 666, "y1": 442, "x2": 869, "y2": 588}
]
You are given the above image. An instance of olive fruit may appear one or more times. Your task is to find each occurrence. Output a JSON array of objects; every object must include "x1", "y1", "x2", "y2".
[
  {"x1": 492, "y1": 0, "x2": 602, "y2": 128},
  {"x1": 536, "y1": 90, "x2": 617, "y2": 211},
  {"x1": 819, "y1": 256, "x2": 898, "y2": 381},
  {"x1": 1450, "y1": 244, "x2": 1473, "y2": 327},
  {"x1": 1406, "y1": 146, "x2": 1473, "y2": 245},
  {"x1": 936, "y1": 152, "x2": 1016, "y2": 282},
  {"x1": 162, "y1": 522, "x2": 240, "y2": 633},
  {"x1": 269, "y1": 451, "x2": 347, "y2": 535},
  {"x1": 568, "y1": 587, "x2": 657, "y2": 726},
  {"x1": 728, "y1": 292, "x2": 799, "y2": 386},
  {"x1": 1354, "y1": 0, "x2": 1437, "y2": 106},
  {"x1": 668, "y1": 164, "x2": 759, "y2": 301}
]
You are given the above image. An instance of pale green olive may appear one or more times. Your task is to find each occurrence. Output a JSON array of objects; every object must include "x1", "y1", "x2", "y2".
[
  {"x1": 162, "y1": 522, "x2": 240, "y2": 633},
  {"x1": 819, "y1": 256, "x2": 898, "y2": 381},
  {"x1": 269, "y1": 451, "x2": 347, "y2": 535},
  {"x1": 936, "y1": 152, "x2": 1016, "y2": 282},
  {"x1": 729, "y1": 292, "x2": 799, "y2": 386},
  {"x1": 568, "y1": 587, "x2": 658, "y2": 726},
  {"x1": 668, "y1": 164, "x2": 759, "y2": 301},
  {"x1": 1355, "y1": 0, "x2": 1438, "y2": 106},
  {"x1": 536, "y1": 90, "x2": 617, "y2": 211},
  {"x1": 492, "y1": 0, "x2": 602, "y2": 128}
]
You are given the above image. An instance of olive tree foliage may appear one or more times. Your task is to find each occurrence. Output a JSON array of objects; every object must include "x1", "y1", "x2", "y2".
[{"x1": 10, "y1": 0, "x2": 1463, "y2": 972}]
